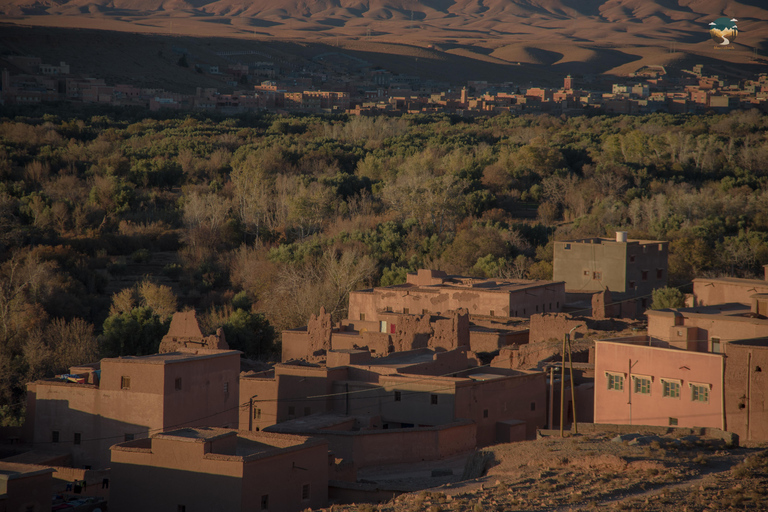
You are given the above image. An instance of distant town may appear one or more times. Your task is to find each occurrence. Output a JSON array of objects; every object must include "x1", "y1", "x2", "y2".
[{"x1": 2, "y1": 52, "x2": 768, "y2": 115}]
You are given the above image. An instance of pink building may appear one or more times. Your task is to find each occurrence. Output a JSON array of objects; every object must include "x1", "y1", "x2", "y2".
[
  {"x1": 25, "y1": 350, "x2": 241, "y2": 469},
  {"x1": 594, "y1": 340, "x2": 724, "y2": 429},
  {"x1": 110, "y1": 428, "x2": 328, "y2": 512}
]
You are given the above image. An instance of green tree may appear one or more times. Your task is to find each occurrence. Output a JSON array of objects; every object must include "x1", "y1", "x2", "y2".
[
  {"x1": 101, "y1": 307, "x2": 169, "y2": 357},
  {"x1": 650, "y1": 287, "x2": 685, "y2": 310}
]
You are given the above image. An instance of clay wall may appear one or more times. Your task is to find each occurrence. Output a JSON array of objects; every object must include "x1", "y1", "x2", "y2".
[
  {"x1": 349, "y1": 283, "x2": 564, "y2": 321},
  {"x1": 0, "y1": 465, "x2": 53, "y2": 512},
  {"x1": 647, "y1": 309, "x2": 768, "y2": 350},
  {"x1": 454, "y1": 372, "x2": 547, "y2": 445},
  {"x1": 28, "y1": 352, "x2": 240, "y2": 469},
  {"x1": 239, "y1": 373, "x2": 277, "y2": 432},
  {"x1": 723, "y1": 340, "x2": 768, "y2": 442},
  {"x1": 288, "y1": 422, "x2": 475, "y2": 470},
  {"x1": 110, "y1": 433, "x2": 328, "y2": 512},
  {"x1": 162, "y1": 353, "x2": 241, "y2": 430},
  {"x1": 529, "y1": 313, "x2": 590, "y2": 343},
  {"x1": 594, "y1": 341, "x2": 723, "y2": 429},
  {"x1": 694, "y1": 278, "x2": 768, "y2": 306}
]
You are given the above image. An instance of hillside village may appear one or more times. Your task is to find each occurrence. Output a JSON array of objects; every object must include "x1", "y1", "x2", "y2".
[
  {"x1": 2, "y1": 53, "x2": 768, "y2": 116},
  {"x1": 2, "y1": 232, "x2": 768, "y2": 510}
]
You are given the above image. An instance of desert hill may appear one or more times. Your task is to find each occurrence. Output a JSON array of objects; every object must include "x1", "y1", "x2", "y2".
[{"x1": 0, "y1": 0, "x2": 766, "y2": 86}]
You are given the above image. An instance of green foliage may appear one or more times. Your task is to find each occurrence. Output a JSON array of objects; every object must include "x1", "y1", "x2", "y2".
[
  {"x1": 650, "y1": 287, "x2": 685, "y2": 310},
  {"x1": 101, "y1": 307, "x2": 169, "y2": 357}
]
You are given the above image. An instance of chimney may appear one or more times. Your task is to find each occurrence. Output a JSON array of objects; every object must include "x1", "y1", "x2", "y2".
[{"x1": 615, "y1": 231, "x2": 628, "y2": 243}]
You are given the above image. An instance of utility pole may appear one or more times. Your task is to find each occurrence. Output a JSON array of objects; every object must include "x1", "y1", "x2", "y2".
[{"x1": 560, "y1": 324, "x2": 581, "y2": 436}]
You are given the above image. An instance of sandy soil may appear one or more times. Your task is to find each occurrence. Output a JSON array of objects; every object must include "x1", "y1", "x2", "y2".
[{"x1": 1, "y1": 1, "x2": 767, "y2": 88}]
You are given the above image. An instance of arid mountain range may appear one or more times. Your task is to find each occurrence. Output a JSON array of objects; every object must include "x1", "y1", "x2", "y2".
[{"x1": 1, "y1": 0, "x2": 767, "y2": 86}]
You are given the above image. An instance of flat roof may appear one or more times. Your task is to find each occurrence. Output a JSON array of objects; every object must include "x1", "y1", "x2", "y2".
[
  {"x1": 0, "y1": 462, "x2": 55, "y2": 480},
  {"x1": 558, "y1": 238, "x2": 666, "y2": 245},
  {"x1": 102, "y1": 350, "x2": 241, "y2": 365},
  {"x1": 364, "y1": 278, "x2": 564, "y2": 294},
  {"x1": 694, "y1": 276, "x2": 768, "y2": 287}
]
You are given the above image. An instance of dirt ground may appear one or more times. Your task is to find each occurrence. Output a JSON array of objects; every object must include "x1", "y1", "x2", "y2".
[{"x1": 322, "y1": 430, "x2": 768, "y2": 511}]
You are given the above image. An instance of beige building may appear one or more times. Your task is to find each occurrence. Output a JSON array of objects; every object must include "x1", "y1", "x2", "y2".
[
  {"x1": 110, "y1": 428, "x2": 328, "y2": 512},
  {"x1": 25, "y1": 350, "x2": 241, "y2": 469}
]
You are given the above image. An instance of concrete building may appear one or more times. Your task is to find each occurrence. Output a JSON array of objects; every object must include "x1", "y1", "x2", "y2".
[
  {"x1": 110, "y1": 428, "x2": 328, "y2": 512},
  {"x1": 25, "y1": 349, "x2": 241, "y2": 469},
  {"x1": 0, "y1": 462, "x2": 54, "y2": 512},
  {"x1": 349, "y1": 269, "x2": 565, "y2": 321},
  {"x1": 553, "y1": 232, "x2": 668, "y2": 315},
  {"x1": 594, "y1": 339, "x2": 724, "y2": 429}
]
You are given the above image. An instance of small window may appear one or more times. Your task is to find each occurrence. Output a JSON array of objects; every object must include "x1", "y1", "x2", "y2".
[
  {"x1": 422, "y1": 309, "x2": 429, "y2": 315},
  {"x1": 592, "y1": 271, "x2": 602, "y2": 280},
  {"x1": 302, "y1": 484, "x2": 310, "y2": 500},
  {"x1": 483, "y1": 409, "x2": 489, "y2": 418},
  {"x1": 641, "y1": 298, "x2": 647, "y2": 309},
  {"x1": 175, "y1": 377, "x2": 182, "y2": 391},
  {"x1": 304, "y1": 407, "x2": 311, "y2": 416},
  {"x1": 261, "y1": 495, "x2": 269, "y2": 510},
  {"x1": 607, "y1": 373, "x2": 624, "y2": 391},
  {"x1": 641, "y1": 270, "x2": 648, "y2": 281},
  {"x1": 394, "y1": 391, "x2": 401, "y2": 402},
  {"x1": 669, "y1": 417, "x2": 678, "y2": 426},
  {"x1": 359, "y1": 313, "x2": 365, "y2": 321},
  {"x1": 564, "y1": 243, "x2": 571, "y2": 250},
  {"x1": 253, "y1": 408, "x2": 261, "y2": 419},
  {"x1": 430, "y1": 394, "x2": 438, "y2": 405},
  {"x1": 629, "y1": 255, "x2": 635, "y2": 263},
  {"x1": 691, "y1": 384, "x2": 709, "y2": 403},
  {"x1": 403, "y1": 307, "x2": 409, "y2": 314},
  {"x1": 629, "y1": 281, "x2": 636, "y2": 289},
  {"x1": 536, "y1": 305, "x2": 539, "y2": 312},
  {"x1": 662, "y1": 379, "x2": 680, "y2": 399},
  {"x1": 74, "y1": 432, "x2": 81, "y2": 445},
  {"x1": 52, "y1": 430, "x2": 60, "y2": 443},
  {"x1": 656, "y1": 269, "x2": 663, "y2": 279},
  {"x1": 125, "y1": 433, "x2": 134, "y2": 442},
  {"x1": 178, "y1": 506, "x2": 186, "y2": 512},
  {"x1": 224, "y1": 382, "x2": 229, "y2": 393},
  {"x1": 489, "y1": 310, "x2": 494, "y2": 317},
  {"x1": 634, "y1": 376, "x2": 651, "y2": 395},
  {"x1": 288, "y1": 406, "x2": 295, "y2": 416},
  {"x1": 712, "y1": 338, "x2": 721, "y2": 353},
  {"x1": 121, "y1": 376, "x2": 130, "y2": 390},
  {"x1": 531, "y1": 402, "x2": 536, "y2": 411}
]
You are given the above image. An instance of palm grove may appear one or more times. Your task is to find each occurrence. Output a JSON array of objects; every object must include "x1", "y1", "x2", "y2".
[{"x1": 1, "y1": 108, "x2": 768, "y2": 424}]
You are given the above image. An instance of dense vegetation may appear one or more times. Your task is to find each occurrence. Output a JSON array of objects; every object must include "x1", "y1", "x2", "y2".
[{"x1": 1, "y1": 108, "x2": 768, "y2": 423}]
